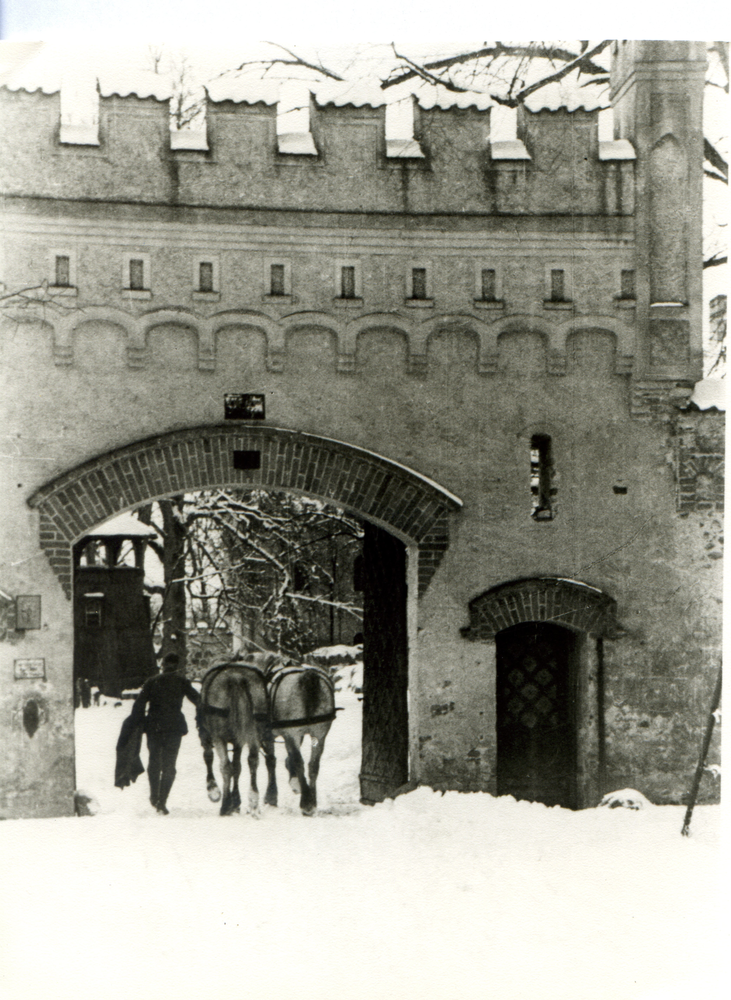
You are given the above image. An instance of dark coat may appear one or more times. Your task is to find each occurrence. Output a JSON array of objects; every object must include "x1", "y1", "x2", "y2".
[
  {"x1": 134, "y1": 671, "x2": 200, "y2": 737},
  {"x1": 115, "y1": 712, "x2": 145, "y2": 788}
]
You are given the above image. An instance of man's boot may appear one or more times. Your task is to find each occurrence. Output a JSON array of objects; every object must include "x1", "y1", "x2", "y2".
[{"x1": 157, "y1": 773, "x2": 174, "y2": 815}]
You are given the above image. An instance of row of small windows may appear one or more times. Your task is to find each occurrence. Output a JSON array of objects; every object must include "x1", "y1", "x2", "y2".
[{"x1": 48, "y1": 254, "x2": 638, "y2": 304}]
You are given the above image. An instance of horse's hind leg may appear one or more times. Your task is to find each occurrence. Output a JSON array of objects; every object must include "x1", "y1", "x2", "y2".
[
  {"x1": 261, "y1": 727, "x2": 278, "y2": 807},
  {"x1": 284, "y1": 732, "x2": 315, "y2": 816},
  {"x1": 214, "y1": 740, "x2": 234, "y2": 815},
  {"x1": 231, "y1": 744, "x2": 243, "y2": 813},
  {"x1": 203, "y1": 742, "x2": 221, "y2": 803},
  {"x1": 306, "y1": 725, "x2": 330, "y2": 811},
  {"x1": 246, "y1": 742, "x2": 260, "y2": 814}
]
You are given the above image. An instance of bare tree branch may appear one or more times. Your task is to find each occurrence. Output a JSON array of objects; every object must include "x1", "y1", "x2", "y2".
[{"x1": 382, "y1": 41, "x2": 610, "y2": 93}]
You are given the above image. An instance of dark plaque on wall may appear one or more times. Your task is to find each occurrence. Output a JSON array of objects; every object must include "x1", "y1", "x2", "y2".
[
  {"x1": 224, "y1": 394, "x2": 265, "y2": 420},
  {"x1": 16, "y1": 596, "x2": 41, "y2": 630}
]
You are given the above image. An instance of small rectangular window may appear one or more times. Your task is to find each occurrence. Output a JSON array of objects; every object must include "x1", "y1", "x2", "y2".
[
  {"x1": 620, "y1": 269, "x2": 636, "y2": 299},
  {"x1": 129, "y1": 258, "x2": 145, "y2": 291},
  {"x1": 550, "y1": 269, "x2": 565, "y2": 302},
  {"x1": 341, "y1": 266, "x2": 356, "y2": 299},
  {"x1": 530, "y1": 434, "x2": 555, "y2": 520},
  {"x1": 412, "y1": 267, "x2": 427, "y2": 300},
  {"x1": 199, "y1": 261, "x2": 214, "y2": 293},
  {"x1": 270, "y1": 264, "x2": 285, "y2": 296},
  {"x1": 481, "y1": 268, "x2": 497, "y2": 301},
  {"x1": 84, "y1": 603, "x2": 102, "y2": 628},
  {"x1": 55, "y1": 255, "x2": 71, "y2": 287}
]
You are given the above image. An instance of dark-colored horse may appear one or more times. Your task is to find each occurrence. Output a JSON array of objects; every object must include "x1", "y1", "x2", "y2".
[
  {"x1": 197, "y1": 661, "x2": 277, "y2": 815},
  {"x1": 265, "y1": 660, "x2": 337, "y2": 816}
]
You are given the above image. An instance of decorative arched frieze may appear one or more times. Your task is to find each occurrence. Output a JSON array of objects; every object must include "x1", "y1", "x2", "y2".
[
  {"x1": 460, "y1": 577, "x2": 625, "y2": 641},
  {"x1": 28, "y1": 425, "x2": 462, "y2": 600},
  {"x1": 344, "y1": 312, "x2": 413, "y2": 373},
  {"x1": 14, "y1": 301, "x2": 637, "y2": 379},
  {"x1": 423, "y1": 314, "x2": 495, "y2": 373},
  {"x1": 559, "y1": 316, "x2": 635, "y2": 375}
]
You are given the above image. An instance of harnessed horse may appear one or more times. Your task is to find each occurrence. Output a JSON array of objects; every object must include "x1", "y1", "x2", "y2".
[
  {"x1": 197, "y1": 661, "x2": 277, "y2": 815},
  {"x1": 264, "y1": 659, "x2": 339, "y2": 816},
  {"x1": 198, "y1": 652, "x2": 339, "y2": 816}
]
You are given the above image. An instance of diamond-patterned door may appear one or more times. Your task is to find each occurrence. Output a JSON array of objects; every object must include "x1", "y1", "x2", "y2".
[
  {"x1": 496, "y1": 622, "x2": 578, "y2": 808},
  {"x1": 359, "y1": 521, "x2": 409, "y2": 804}
]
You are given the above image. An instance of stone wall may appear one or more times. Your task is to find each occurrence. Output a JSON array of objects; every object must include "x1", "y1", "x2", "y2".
[{"x1": 0, "y1": 42, "x2": 721, "y2": 817}]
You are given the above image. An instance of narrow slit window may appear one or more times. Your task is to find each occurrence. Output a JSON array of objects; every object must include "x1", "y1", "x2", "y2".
[
  {"x1": 530, "y1": 434, "x2": 555, "y2": 520},
  {"x1": 620, "y1": 269, "x2": 636, "y2": 299},
  {"x1": 550, "y1": 269, "x2": 565, "y2": 302},
  {"x1": 199, "y1": 261, "x2": 214, "y2": 293},
  {"x1": 481, "y1": 268, "x2": 497, "y2": 301},
  {"x1": 411, "y1": 267, "x2": 427, "y2": 300},
  {"x1": 129, "y1": 258, "x2": 145, "y2": 291},
  {"x1": 341, "y1": 266, "x2": 356, "y2": 299},
  {"x1": 55, "y1": 255, "x2": 71, "y2": 287},
  {"x1": 270, "y1": 264, "x2": 285, "y2": 296}
]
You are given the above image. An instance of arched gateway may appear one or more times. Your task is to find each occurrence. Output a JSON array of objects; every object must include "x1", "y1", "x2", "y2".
[{"x1": 28, "y1": 424, "x2": 462, "y2": 804}]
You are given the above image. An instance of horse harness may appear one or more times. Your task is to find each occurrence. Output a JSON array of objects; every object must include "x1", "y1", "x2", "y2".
[
  {"x1": 199, "y1": 661, "x2": 341, "y2": 728},
  {"x1": 266, "y1": 665, "x2": 340, "y2": 729}
]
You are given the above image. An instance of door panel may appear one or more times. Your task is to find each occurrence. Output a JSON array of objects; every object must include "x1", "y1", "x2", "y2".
[
  {"x1": 496, "y1": 622, "x2": 578, "y2": 808},
  {"x1": 360, "y1": 522, "x2": 409, "y2": 803}
]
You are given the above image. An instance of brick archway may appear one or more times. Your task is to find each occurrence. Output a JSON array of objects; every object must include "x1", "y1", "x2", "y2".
[
  {"x1": 28, "y1": 425, "x2": 461, "y2": 599},
  {"x1": 460, "y1": 577, "x2": 624, "y2": 641}
]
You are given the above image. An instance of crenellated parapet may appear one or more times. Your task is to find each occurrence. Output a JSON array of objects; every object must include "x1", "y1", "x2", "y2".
[{"x1": 0, "y1": 85, "x2": 634, "y2": 216}]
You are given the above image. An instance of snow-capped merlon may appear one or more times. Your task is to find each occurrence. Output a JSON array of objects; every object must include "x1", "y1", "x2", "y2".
[
  {"x1": 277, "y1": 132, "x2": 318, "y2": 156},
  {"x1": 598, "y1": 139, "x2": 636, "y2": 160}
]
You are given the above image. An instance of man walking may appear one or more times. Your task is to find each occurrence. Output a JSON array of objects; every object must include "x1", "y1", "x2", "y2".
[{"x1": 132, "y1": 653, "x2": 200, "y2": 814}]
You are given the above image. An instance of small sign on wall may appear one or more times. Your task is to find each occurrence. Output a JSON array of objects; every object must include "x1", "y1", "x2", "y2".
[
  {"x1": 16, "y1": 596, "x2": 41, "y2": 630},
  {"x1": 224, "y1": 393, "x2": 265, "y2": 419},
  {"x1": 14, "y1": 658, "x2": 46, "y2": 680}
]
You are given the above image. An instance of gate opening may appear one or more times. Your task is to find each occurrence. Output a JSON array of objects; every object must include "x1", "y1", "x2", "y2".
[{"x1": 72, "y1": 490, "x2": 410, "y2": 816}]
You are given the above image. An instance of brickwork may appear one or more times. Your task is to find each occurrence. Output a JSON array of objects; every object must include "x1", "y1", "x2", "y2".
[
  {"x1": 29, "y1": 426, "x2": 460, "y2": 599},
  {"x1": 672, "y1": 409, "x2": 725, "y2": 515},
  {"x1": 461, "y1": 578, "x2": 624, "y2": 641}
]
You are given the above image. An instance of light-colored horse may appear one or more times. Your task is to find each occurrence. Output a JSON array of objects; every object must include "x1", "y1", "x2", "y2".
[
  {"x1": 197, "y1": 662, "x2": 277, "y2": 815},
  {"x1": 265, "y1": 661, "x2": 337, "y2": 816}
]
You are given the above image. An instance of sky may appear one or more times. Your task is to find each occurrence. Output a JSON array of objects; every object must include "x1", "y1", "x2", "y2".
[{"x1": 2, "y1": 1, "x2": 728, "y2": 45}]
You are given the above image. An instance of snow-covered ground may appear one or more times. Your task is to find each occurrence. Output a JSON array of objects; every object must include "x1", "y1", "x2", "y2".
[{"x1": 0, "y1": 667, "x2": 723, "y2": 1000}]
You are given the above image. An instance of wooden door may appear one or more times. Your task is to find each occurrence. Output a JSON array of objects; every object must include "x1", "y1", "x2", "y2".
[
  {"x1": 496, "y1": 622, "x2": 578, "y2": 808},
  {"x1": 359, "y1": 522, "x2": 409, "y2": 803}
]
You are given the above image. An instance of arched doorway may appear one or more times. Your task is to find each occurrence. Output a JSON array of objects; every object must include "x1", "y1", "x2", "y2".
[
  {"x1": 28, "y1": 425, "x2": 461, "y2": 804},
  {"x1": 461, "y1": 577, "x2": 625, "y2": 808}
]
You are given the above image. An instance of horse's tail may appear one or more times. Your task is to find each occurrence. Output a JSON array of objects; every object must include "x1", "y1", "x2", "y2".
[
  {"x1": 227, "y1": 674, "x2": 255, "y2": 745},
  {"x1": 302, "y1": 669, "x2": 323, "y2": 720}
]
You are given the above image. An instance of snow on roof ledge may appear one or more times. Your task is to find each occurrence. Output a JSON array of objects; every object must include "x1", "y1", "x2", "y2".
[
  {"x1": 599, "y1": 139, "x2": 636, "y2": 160},
  {"x1": 59, "y1": 123, "x2": 99, "y2": 146},
  {"x1": 86, "y1": 512, "x2": 157, "y2": 538},
  {"x1": 691, "y1": 379, "x2": 726, "y2": 411},
  {"x1": 386, "y1": 138, "x2": 424, "y2": 159},
  {"x1": 490, "y1": 139, "x2": 531, "y2": 160},
  {"x1": 170, "y1": 129, "x2": 209, "y2": 151},
  {"x1": 277, "y1": 132, "x2": 318, "y2": 155}
]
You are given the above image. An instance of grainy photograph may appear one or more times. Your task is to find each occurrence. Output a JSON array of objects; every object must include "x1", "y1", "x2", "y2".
[{"x1": 0, "y1": 14, "x2": 726, "y2": 1000}]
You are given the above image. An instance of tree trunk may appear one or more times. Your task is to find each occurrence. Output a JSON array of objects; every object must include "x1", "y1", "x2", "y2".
[{"x1": 159, "y1": 498, "x2": 187, "y2": 667}]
